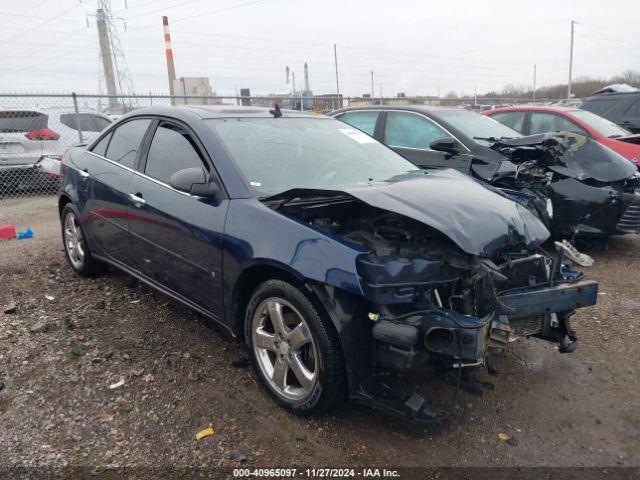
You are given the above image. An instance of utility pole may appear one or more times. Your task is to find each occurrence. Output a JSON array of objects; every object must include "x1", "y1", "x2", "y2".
[
  {"x1": 96, "y1": 8, "x2": 118, "y2": 112},
  {"x1": 473, "y1": 85, "x2": 477, "y2": 108},
  {"x1": 291, "y1": 71, "x2": 296, "y2": 95},
  {"x1": 370, "y1": 71, "x2": 374, "y2": 99},
  {"x1": 533, "y1": 64, "x2": 537, "y2": 102},
  {"x1": 567, "y1": 20, "x2": 575, "y2": 100},
  {"x1": 333, "y1": 44, "x2": 340, "y2": 95}
]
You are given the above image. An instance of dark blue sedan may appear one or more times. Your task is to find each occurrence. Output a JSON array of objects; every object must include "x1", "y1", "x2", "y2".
[{"x1": 58, "y1": 106, "x2": 597, "y2": 423}]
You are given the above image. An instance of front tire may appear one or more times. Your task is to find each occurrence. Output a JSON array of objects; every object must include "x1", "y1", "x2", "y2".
[
  {"x1": 244, "y1": 279, "x2": 343, "y2": 413},
  {"x1": 61, "y1": 204, "x2": 103, "y2": 277}
]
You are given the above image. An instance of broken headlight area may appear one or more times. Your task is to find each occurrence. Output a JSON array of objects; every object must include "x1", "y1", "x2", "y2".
[{"x1": 361, "y1": 250, "x2": 595, "y2": 374}]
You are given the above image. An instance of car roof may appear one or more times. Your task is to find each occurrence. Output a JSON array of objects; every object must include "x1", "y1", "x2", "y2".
[
  {"x1": 485, "y1": 105, "x2": 579, "y2": 114},
  {"x1": 585, "y1": 91, "x2": 640, "y2": 99},
  {"x1": 331, "y1": 105, "x2": 466, "y2": 116},
  {"x1": 123, "y1": 105, "x2": 324, "y2": 120}
]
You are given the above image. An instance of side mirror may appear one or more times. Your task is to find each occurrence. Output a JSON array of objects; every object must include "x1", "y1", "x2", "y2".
[
  {"x1": 430, "y1": 136, "x2": 461, "y2": 155},
  {"x1": 169, "y1": 167, "x2": 220, "y2": 198}
]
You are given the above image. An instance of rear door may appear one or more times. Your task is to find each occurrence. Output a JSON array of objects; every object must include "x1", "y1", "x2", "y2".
[
  {"x1": 81, "y1": 117, "x2": 152, "y2": 265},
  {"x1": 382, "y1": 111, "x2": 473, "y2": 172},
  {"x1": 127, "y1": 119, "x2": 228, "y2": 318}
]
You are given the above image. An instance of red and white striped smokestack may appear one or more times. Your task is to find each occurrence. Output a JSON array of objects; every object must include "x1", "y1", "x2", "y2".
[{"x1": 163, "y1": 16, "x2": 176, "y2": 98}]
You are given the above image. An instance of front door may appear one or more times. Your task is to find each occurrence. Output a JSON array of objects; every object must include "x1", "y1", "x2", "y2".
[
  {"x1": 127, "y1": 120, "x2": 228, "y2": 318},
  {"x1": 381, "y1": 111, "x2": 473, "y2": 172}
]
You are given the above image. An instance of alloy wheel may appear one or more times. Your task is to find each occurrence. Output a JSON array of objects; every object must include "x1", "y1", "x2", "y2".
[
  {"x1": 251, "y1": 297, "x2": 318, "y2": 401},
  {"x1": 63, "y1": 212, "x2": 85, "y2": 270}
]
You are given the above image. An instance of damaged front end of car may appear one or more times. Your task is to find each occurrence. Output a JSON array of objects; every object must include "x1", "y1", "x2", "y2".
[
  {"x1": 262, "y1": 171, "x2": 598, "y2": 424},
  {"x1": 488, "y1": 132, "x2": 640, "y2": 239}
]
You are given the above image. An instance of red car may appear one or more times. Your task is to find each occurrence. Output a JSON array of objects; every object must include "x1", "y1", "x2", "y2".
[{"x1": 483, "y1": 106, "x2": 640, "y2": 163}]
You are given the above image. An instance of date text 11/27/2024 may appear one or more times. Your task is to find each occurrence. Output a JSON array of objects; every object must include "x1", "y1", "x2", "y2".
[{"x1": 232, "y1": 468, "x2": 401, "y2": 478}]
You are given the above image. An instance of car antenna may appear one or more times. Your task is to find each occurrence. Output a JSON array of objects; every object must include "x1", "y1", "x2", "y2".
[{"x1": 269, "y1": 103, "x2": 283, "y2": 118}]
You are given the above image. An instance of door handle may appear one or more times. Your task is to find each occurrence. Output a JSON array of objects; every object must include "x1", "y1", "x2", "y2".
[
  {"x1": 128, "y1": 193, "x2": 146, "y2": 207},
  {"x1": 79, "y1": 169, "x2": 90, "y2": 179}
]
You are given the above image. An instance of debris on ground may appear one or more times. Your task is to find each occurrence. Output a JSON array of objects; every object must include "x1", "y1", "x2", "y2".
[
  {"x1": 498, "y1": 432, "x2": 510, "y2": 441},
  {"x1": 229, "y1": 451, "x2": 247, "y2": 463},
  {"x1": 3, "y1": 302, "x2": 17, "y2": 314},
  {"x1": 555, "y1": 240, "x2": 595, "y2": 267},
  {"x1": 108, "y1": 379, "x2": 125, "y2": 390},
  {"x1": 16, "y1": 228, "x2": 33, "y2": 240},
  {"x1": 195, "y1": 427, "x2": 215, "y2": 440},
  {"x1": 29, "y1": 320, "x2": 51, "y2": 334},
  {"x1": 45, "y1": 295, "x2": 55, "y2": 302},
  {"x1": 0, "y1": 224, "x2": 17, "y2": 240}
]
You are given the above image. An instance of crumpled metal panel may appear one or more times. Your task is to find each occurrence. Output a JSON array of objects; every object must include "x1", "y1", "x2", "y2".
[
  {"x1": 492, "y1": 132, "x2": 637, "y2": 182},
  {"x1": 269, "y1": 169, "x2": 550, "y2": 258}
]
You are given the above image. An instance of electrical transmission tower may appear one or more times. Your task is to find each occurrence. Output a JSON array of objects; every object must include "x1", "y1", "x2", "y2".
[{"x1": 94, "y1": 0, "x2": 135, "y2": 112}]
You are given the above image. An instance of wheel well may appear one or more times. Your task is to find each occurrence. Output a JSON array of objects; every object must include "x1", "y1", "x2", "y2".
[
  {"x1": 232, "y1": 264, "x2": 303, "y2": 341},
  {"x1": 58, "y1": 194, "x2": 72, "y2": 218}
]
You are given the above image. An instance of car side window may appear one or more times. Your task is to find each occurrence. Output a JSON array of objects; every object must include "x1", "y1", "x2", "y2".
[
  {"x1": 338, "y1": 111, "x2": 378, "y2": 136},
  {"x1": 582, "y1": 98, "x2": 618, "y2": 115},
  {"x1": 91, "y1": 132, "x2": 112, "y2": 156},
  {"x1": 384, "y1": 112, "x2": 448, "y2": 150},
  {"x1": 529, "y1": 112, "x2": 587, "y2": 136},
  {"x1": 105, "y1": 119, "x2": 151, "y2": 169},
  {"x1": 60, "y1": 113, "x2": 111, "y2": 132},
  {"x1": 144, "y1": 122, "x2": 207, "y2": 185},
  {"x1": 490, "y1": 111, "x2": 526, "y2": 134}
]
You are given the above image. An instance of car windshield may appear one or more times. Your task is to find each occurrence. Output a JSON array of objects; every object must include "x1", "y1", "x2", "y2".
[
  {"x1": 436, "y1": 109, "x2": 522, "y2": 146},
  {"x1": 570, "y1": 109, "x2": 631, "y2": 138},
  {"x1": 206, "y1": 117, "x2": 422, "y2": 196}
]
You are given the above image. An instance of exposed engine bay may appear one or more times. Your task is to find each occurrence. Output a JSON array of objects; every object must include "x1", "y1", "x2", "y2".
[
  {"x1": 264, "y1": 185, "x2": 597, "y2": 416},
  {"x1": 488, "y1": 133, "x2": 640, "y2": 239}
]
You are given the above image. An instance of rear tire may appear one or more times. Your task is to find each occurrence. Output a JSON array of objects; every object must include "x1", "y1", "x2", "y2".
[
  {"x1": 61, "y1": 204, "x2": 104, "y2": 277},
  {"x1": 244, "y1": 279, "x2": 343, "y2": 413}
]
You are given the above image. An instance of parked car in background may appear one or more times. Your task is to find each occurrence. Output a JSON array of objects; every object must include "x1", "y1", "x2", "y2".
[
  {"x1": 58, "y1": 105, "x2": 597, "y2": 423},
  {"x1": 0, "y1": 107, "x2": 111, "y2": 193},
  {"x1": 483, "y1": 106, "x2": 640, "y2": 162},
  {"x1": 330, "y1": 106, "x2": 640, "y2": 243},
  {"x1": 580, "y1": 91, "x2": 640, "y2": 134}
]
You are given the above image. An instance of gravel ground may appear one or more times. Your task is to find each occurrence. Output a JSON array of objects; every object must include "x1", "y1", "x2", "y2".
[{"x1": 1, "y1": 196, "x2": 639, "y2": 477}]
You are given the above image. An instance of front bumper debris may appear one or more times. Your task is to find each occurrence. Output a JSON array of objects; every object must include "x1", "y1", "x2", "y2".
[{"x1": 498, "y1": 280, "x2": 598, "y2": 319}]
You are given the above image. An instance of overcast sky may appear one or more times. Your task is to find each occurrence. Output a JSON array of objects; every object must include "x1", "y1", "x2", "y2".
[{"x1": 0, "y1": 0, "x2": 638, "y2": 97}]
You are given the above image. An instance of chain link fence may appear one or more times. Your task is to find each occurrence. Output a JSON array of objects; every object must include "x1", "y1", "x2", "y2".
[{"x1": 0, "y1": 92, "x2": 567, "y2": 202}]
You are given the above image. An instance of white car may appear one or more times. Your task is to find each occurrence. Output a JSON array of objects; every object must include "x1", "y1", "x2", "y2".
[{"x1": 0, "y1": 108, "x2": 112, "y2": 193}]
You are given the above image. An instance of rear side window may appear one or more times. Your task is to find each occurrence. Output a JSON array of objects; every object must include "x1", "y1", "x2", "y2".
[
  {"x1": 144, "y1": 122, "x2": 206, "y2": 185},
  {"x1": 582, "y1": 98, "x2": 619, "y2": 115},
  {"x1": 490, "y1": 111, "x2": 526, "y2": 134},
  {"x1": 0, "y1": 111, "x2": 48, "y2": 132},
  {"x1": 91, "y1": 132, "x2": 112, "y2": 156},
  {"x1": 384, "y1": 111, "x2": 448, "y2": 149},
  {"x1": 60, "y1": 113, "x2": 111, "y2": 132},
  {"x1": 105, "y1": 118, "x2": 151, "y2": 169},
  {"x1": 529, "y1": 112, "x2": 587, "y2": 136},
  {"x1": 338, "y1": 111, "x2": 378, "y2": 136}
]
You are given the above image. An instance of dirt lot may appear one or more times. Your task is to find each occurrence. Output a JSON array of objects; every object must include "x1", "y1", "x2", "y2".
[{"x1": 1, "y1": 196, "x2": 640, "y2": 476}]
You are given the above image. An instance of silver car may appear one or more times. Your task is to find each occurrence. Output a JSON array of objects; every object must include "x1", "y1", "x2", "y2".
[{"x1": 0, "y1": 107, "x2": 111, "y2": 193}]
